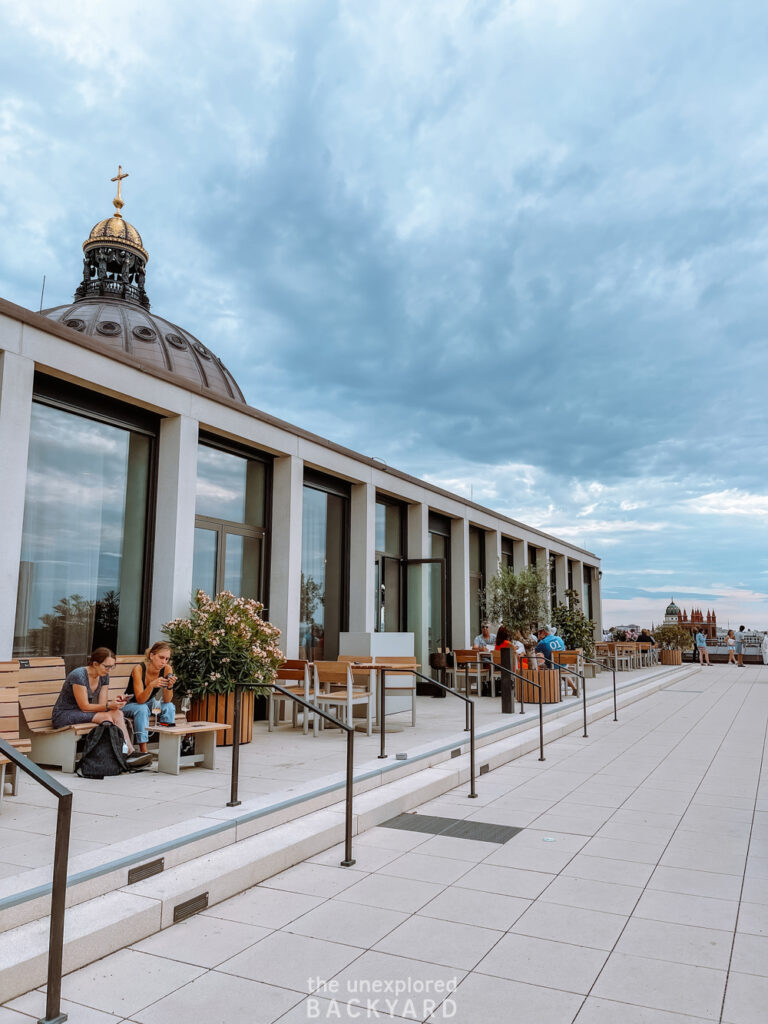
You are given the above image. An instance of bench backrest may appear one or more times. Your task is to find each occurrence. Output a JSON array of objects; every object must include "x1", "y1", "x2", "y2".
[
  {"x1": 15, "y1": 658, "x2": 67, "y2": 732},
  {"x1": 0, "y1": 661, "x2": 22, "y2": 742},
  {"x1": 454, "y1": 649, "x2": 486, "y2": 667}
]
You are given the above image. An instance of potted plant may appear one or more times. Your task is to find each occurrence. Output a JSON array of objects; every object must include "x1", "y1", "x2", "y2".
[
  {"x1": 482, "y1": 566, "x2": 559, "y2": 701},
  {"x1": 653, "y1": 624, "x2": 691, "y2": 666},
  {"x1": 162, "y1": 590, "x2": 283, "y2": 745},
  {"x1": 551, "y1": 589, "x2": 596, "y2": 675}
]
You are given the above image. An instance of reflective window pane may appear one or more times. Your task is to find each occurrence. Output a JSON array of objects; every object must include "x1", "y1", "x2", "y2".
[
  {"x1": 14, "y1": 402, "x2": 149, "y2": 662},
  {"x1": 224, "y1": 533, "x2": 261, "y2": 599},
  {"x1": 300, "y1": 485, "x2": 346, "y2": 661},
  {"x1": 192, "y1": 528, "x2": 218, "y2": 596},
  {"x1": 196, "y1": 445, "x2": 266, "y2": 526}
]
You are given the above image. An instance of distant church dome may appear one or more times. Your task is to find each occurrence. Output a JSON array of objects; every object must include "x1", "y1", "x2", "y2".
[
  {"x1": 42, "y1": 167, "x2": 244, "y2": 403},
  {"x1": 665, "y1": 597, "x2": 680, "y2": 617}
]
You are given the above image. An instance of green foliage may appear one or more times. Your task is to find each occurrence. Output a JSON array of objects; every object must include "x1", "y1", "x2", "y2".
[
  {"x1": 653, "y1": 624, "x2": 692, "y2": 650},
  {"x1": 300, "y1": 573, "x2": 323, "y2": 623},
  {"x1": 482, "y1": 566, "x2": 549, "y2": 637},
  {"x1": 551, "y1": 589, "x2": 595, "y2": 657},
  {"x1": 162, "y1": 590, "x2": 284, "y2": 698}
]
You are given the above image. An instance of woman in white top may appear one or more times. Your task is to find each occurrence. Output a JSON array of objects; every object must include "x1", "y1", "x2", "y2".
[{"x1": 725, "y1": 629, "x2": 736, "y2": 665}]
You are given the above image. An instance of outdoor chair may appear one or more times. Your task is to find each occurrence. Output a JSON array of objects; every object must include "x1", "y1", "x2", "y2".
[
  {"x1": 269, "y1": 660, "x2": 315, "y2": 735},
  {"x1": 314, "y1": 661, "x2": 373, "y2": 735},
  {"x1": 453, "y1": 650, "x2": 492, "y2": 697}
]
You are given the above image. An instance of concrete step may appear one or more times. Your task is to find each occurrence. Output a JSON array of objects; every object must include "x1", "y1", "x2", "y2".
[{"x1": 0, "y1": 665, "x2": 695, "y2": 1000}]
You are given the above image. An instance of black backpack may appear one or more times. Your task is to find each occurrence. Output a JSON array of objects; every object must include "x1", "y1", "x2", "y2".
[{"x1": 76, "y1": 723, "x2": 136, "y2": 778}]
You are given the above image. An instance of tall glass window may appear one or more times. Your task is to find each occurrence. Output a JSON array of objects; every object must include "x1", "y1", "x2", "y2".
[
  {"x1": 469, "y1": 526, "x2": 485, "y2": 641},
  {"x1": 374, "y1": 498, "x2": 404, "y2": 632},
  {"x1": 428, "y1": 512, "x2": 452, "y2": 653},
  {"x1": 14, "y1": 400, "x2": 152, "y2": 664},
  {"x1": 300, "y1": 475, "x2": 349, "y2": 661},
  {"x1": 192, "y1": 441, "x2": 268, "y2": 605},
  {"x1": 501, "y1": 537, "x2": 515, "y2": 573},
  {"x1": 549, "y1": 553, "x2": 558, "y2": 609},
  {"x1": 583, "y1": 565, "x2": 594, "y2": 621}
]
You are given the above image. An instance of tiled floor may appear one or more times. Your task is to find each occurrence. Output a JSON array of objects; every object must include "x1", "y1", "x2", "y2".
[{"x1": 3, "y1": 663, "x2": 767, "y2": 1023}]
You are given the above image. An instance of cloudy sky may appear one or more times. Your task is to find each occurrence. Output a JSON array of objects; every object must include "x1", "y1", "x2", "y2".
[{"x1": 1, "y1": 0, "x2": 767, "y2": 629}]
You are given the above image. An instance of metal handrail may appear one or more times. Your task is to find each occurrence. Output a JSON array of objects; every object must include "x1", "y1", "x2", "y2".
[
  {"x1": 490, "y1": 662, "x2": 546, "y2": 761},
  {"x1": 580, "y1": 653, "x2": 618, "y2": 722},
  {"x1": 0, "y1": 737, "x2": 72, "y2": 1024},
  {"x1": 267, "y1": 682, "x2": 356, "y2": 866},
  {"x1": 409, "y1": 669, "x2": 478, "y2": 797},
  {"x1": 551, "y1": 658, "x2": 589, "y2": 738}
]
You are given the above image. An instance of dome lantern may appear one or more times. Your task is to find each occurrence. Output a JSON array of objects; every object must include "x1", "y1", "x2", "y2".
[{"x1": 75, "y1": 166, "x2": 150, "y2": 308}]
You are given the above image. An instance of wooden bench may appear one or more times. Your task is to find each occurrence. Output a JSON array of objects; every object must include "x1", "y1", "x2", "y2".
[
  {"x1": 17, "y1": 657, "x2": 98, "y2": 773},
  {"x1": 552, "y1": 650, "x2": 582, "y2": 697},
  {"x1": 0, "y1": 661, "x2": 33, "y2": 800}
]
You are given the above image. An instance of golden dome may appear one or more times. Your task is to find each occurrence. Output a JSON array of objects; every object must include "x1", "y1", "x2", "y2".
[{"x1": 84, "y1": 215, "x2": 148, "y2": 262}]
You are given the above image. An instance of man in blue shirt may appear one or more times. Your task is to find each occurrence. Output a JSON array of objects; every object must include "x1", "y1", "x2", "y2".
[{"x1": 535, "y1": 626, "x2": 565, "y2": 668}]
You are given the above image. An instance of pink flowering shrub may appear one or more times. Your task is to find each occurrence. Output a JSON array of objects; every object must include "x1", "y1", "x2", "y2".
[{"x1": 162, "y1": 590, "x2": 283, "y2": 697}]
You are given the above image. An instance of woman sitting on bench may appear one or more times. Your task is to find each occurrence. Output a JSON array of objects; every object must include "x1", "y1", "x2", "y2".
[
  {"x1": 51, "y1": 647, "x2": 134, "y2": 753},
  {"x1": 122, "y1": 642, "x2": 177, "y2": 754}
]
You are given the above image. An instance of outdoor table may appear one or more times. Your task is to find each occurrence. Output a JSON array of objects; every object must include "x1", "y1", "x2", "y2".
[{"x1": 350, "y1": 663, "x2": 420, "y2": 759}]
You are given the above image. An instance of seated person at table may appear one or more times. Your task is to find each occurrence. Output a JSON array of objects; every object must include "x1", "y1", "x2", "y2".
[
  {"x1": 473, "y1": 622, "x2": 496, "y2": 651},
  {"x1": 51, "y1": 647, "x2": 134, "y2": 754},
  {"x1": 638, "y1": 629, "x2": 655, "y2": 645},
  {"x1": 494, "y1": 625, "x2": 511, "y2": 648},
  {"x1": 122, "y1": 642, "x2": 177, "y2": 754},
  {"x1": 534, "y1": 626, "x2": 565, "y2": 668}
]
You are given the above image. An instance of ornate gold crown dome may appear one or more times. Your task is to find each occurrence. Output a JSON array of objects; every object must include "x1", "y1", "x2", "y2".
[
  {"x1": 83, "y1": 166, "x2": 148, "y2": 262},
  {"x1": 41, "y1": 166, "x2": 246, "y2": 404}
]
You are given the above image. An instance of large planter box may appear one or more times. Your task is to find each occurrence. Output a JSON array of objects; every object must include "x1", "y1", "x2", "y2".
[
  {"x1": 519, "y1": 669, "x2": 561, "y2": 704},
  {"x1": 659, "y1": 650, "x2": 682, "y2": 666},
  {"x1": 189, "y1": 689, "x2": 255, "y2": 746}
]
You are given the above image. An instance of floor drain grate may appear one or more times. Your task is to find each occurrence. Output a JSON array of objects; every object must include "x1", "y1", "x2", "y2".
[
  {"x1": 127, "y1": 858, "x2": 164, "y2": 885},
  {"x1": 381, "y1": 812, "x2": 522, "y2": 844},
  {"x1": 173, "y1": 892, "x2": 209, "y2": 923}
]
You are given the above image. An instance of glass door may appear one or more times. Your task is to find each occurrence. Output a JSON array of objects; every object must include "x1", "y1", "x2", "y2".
[{"x1": 405, "y1": 557, "x2": 447, "y2": 665}]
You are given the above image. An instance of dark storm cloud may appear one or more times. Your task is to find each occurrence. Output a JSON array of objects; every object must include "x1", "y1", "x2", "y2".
[{"x1": 1, "y1": 0, "x2": 767, "y2": 624}]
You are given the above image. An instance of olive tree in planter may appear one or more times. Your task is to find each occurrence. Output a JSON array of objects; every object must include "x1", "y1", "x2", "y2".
[
  {"x1": 482, "y1": 566, "x2": 549, "y2": 645},
  {"x1": 653, "y1": 624, "x2": 692, "y2": 665},
  {"x1": 551, "y1": 588, "x2": 596, "y2": 675}
]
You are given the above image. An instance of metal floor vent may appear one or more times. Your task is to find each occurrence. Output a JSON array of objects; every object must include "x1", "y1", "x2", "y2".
[
  {"x1": 173, "y1": 892, "x2": 209, "y2": 923},
  {"x1": 381, "y1": 812, "x2": 522, "y2": 845},
  {"x1": 127, "y1": 858, "x2": 164, "y2": 885}
]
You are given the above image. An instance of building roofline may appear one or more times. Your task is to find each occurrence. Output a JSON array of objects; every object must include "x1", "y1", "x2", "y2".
[{"x1": 0, "y1": 296, "x2": 599, "y2": 561}]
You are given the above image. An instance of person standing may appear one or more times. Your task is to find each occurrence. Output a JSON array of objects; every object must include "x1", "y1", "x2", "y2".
[
  {"x1": 695, "y1": 630, "x2": 711, "y2": 666},
  {"x1": 735, "y1": 625, "x2": 747, "y2": 667},
  {"x1": 725, "y1": 629, "x2": 737, "y2": 665}
]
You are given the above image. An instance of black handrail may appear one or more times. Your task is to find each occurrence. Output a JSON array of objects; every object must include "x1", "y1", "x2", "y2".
[
  {"x1": 267, "y1": 682, "x2": 356, "y2": 866},
  {"x1": 409, "y1": 669, "x2": 478, "y2": 797},
  {"x1": 0, "y1": 738, "x2": 72, "y2": 1024},
  {"x1": 581, "y1": 653, "x2": 618, "y2": 722},
  {"x1": 552, "y1": 659, "x2": 589, "y2": 738},
  {"x1": 490, "y1": 662, "x2": 546, "y2": 761}
]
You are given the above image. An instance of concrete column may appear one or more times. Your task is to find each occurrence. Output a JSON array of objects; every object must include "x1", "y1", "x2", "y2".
[
  {"x1": 349, "y1": 481, "x2": 375, "y2": 633},
  {"x1": 513, "y1": 539, "x2": 526, "y2": 574},
  {"x1": 0, "y1": 351, "x2": 34, "y2": 659},
  {"x1": 451, "y1": 518, "x2": 470, "y2": 647},
  {"x1": 486, "y1": 529, "x2": 501, "y2": 584},
  {"x1": 554, "y1": 553, "x2": 568, "y2": 607},
  {"x1": 269, "y1": 454, "x2": 304, "y2": 657},
  {"x1": 407, "y1": 502, "x2": 430, "y2": 666},
  {"x1": 149, "y1": 414, "x2": 199, "y2": 639}
]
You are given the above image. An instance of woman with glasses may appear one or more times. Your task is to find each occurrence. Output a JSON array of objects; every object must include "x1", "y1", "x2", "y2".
[{"x1": 51, "y1": 646, "x2": 134, "y2": 753}]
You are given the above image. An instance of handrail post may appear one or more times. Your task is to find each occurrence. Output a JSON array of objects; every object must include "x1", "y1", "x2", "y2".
[
  {"x1": 42, "y1": 791, "x2": 72, "y2": 1024},
  {"x1": 464, "y1": 664, "x2": 470, "y2": 731},
  {"x1": 612, "y1": 663, "x2": 617, "y2": 721},
  {"x1": 378, "y1": 668, "x2": 387, "y2": 759},
  {"x1": 468, "y1": 699, "x2": 477, "y2": 798},
  {"x1": 582, "y1": 670, "x2": 588, "y2": 738},
  {"x1": 227, "y1": 684, "x2": 242, "y2": 807},
  {"x1": 538, "y1": 683, "x2": 545, "y2": 761},
  {"x1": 340, "y1": 725, "x2": 356, "y2": 865}
]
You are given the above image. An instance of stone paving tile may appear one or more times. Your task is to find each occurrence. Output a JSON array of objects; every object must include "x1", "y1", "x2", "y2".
[
  {"x1": 131, "y1": 972, "x2": 302, "y2": 1024},
  {"x1": 455, "y1": 861, "x2": 554, "y2": 898},
  {"x1": 130, "y1": 914, "x2": 271, "y2": 968},
  {"x1": 647, "y1": 864, "x2": 744, "y2": 901},
  {"x1": 511, "y1": 900, "x2": 628, "y2": 950},
  {"x1": 592, "y1": 951, "x2": 727, "y2": 1019},
  {"x1": 539, "y1": 874, "x2": 643, "y2": 915},
  {"x1": 562, "y1": 852, "x2": 655, "y2": 887},
  {"x1": 374, "y1": 915, "x2": 503, "y2": 971},
  {"x1": 334, "y1": 872, "x2": 444, "y2": 913},
  {"x1": 284, "y1": 899, "x2": 408, "y2": 948},
  {"x1": 432, "y1": 971, "x2": 583, "y2": 1024},
  {"x1": 574, "y1": 996, "x2": 714, "y2": 1023},
  {"x1": 615, "y1": 917, "x2": 734, "y2": 970},
  {"x1": 376, "y1": 850, "x2": 472, "y2": 885},
  {"x1": 59, "y1": 948, "x2": 205, "y2": 1018},
  {"x1": 736, "y1": 901, "x2": 768, "y2": 937},
  {"x1": 417, "y1": 885, "x2": 530, "y2": 931},
  {"x1": 730, "y1": 932, "x2": 768, "y2": 976},
  {"x1": 721, "y1": 970, "x2": 768, "y2": 1024},
  {"x1": 476, "y1": 931, "x2": 608, "y2": 994},
  {"x1": 5, "y1": 992, "x2": 122, "y2": 1023},
  {"x1": 217, "y1": 931, "x2": 364, "y2": 992},
  {"x1": 634, "y1": 888, "x2": 740, "y2": 931},
  {"x1": 261, "y1": 862, "x2": 368, "y2": 898},
  {"x1": 330, "y1": 950, "x2": 465, "y2": 1017},
  {"x1": 200, "y1": 885, "x2": 323, "y2": 928}
]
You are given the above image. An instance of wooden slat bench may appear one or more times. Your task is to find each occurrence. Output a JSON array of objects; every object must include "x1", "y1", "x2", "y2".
[
  {"x1": 16, "y1": 657, "x2": 98, "y2": 773},
  {"x1": 0, "y1": 661, "x2": 32, "y2": 800}
]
